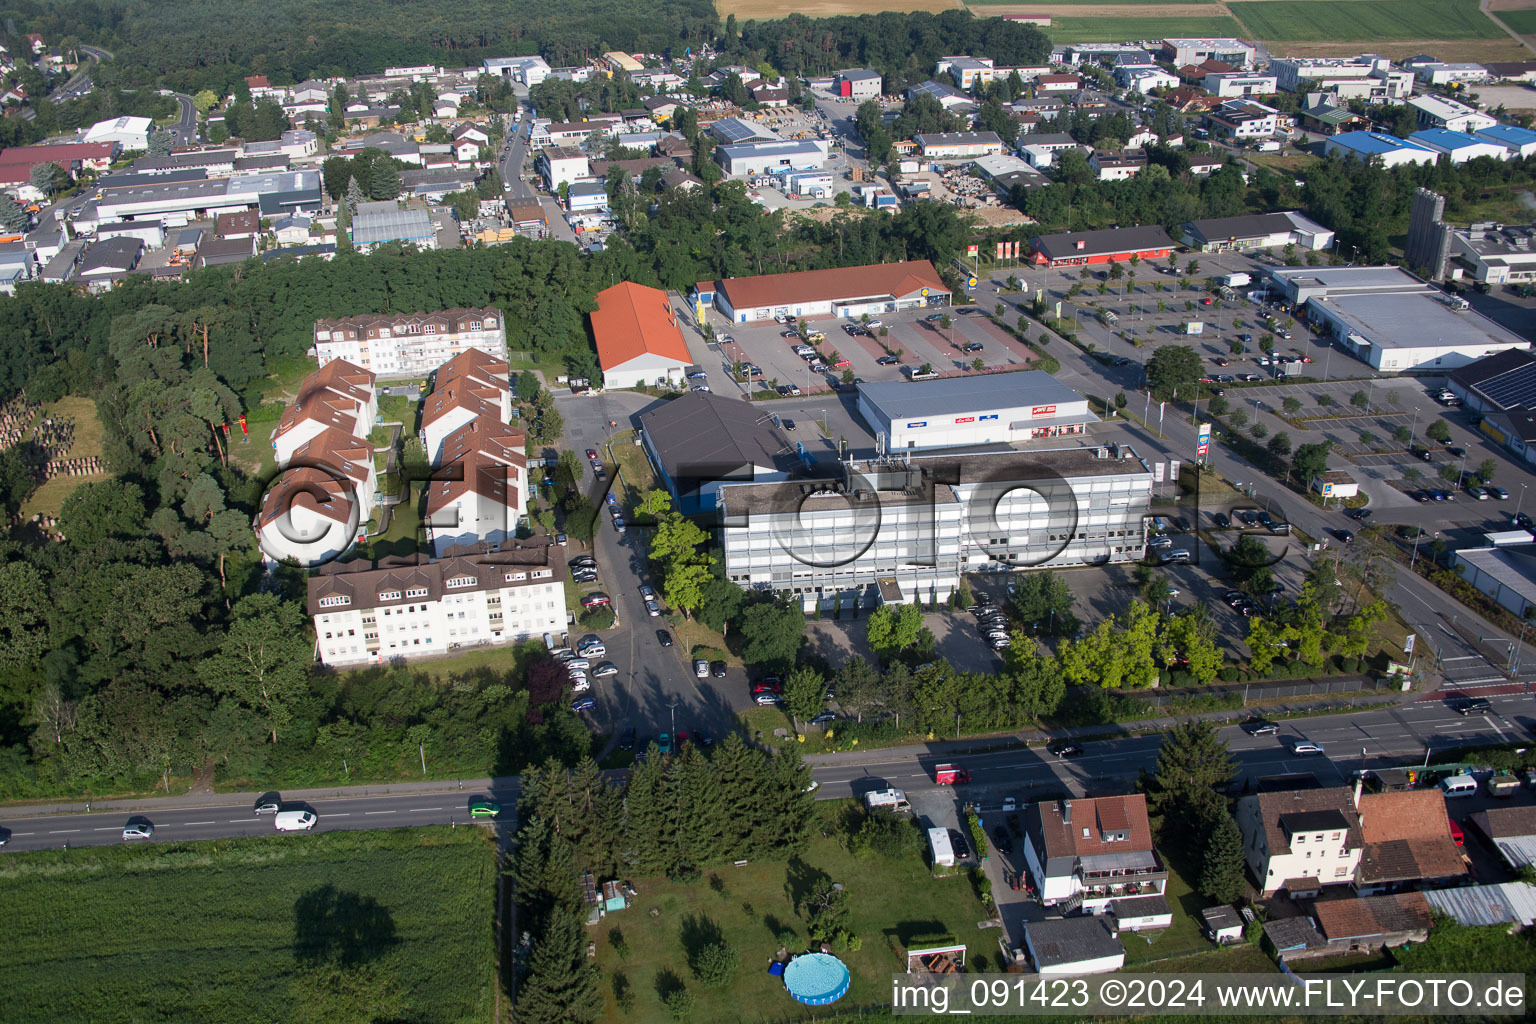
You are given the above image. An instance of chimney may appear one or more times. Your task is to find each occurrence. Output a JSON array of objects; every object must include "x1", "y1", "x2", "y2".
[
  {"x1": 1062, "y1": 799, "x2": 1072, "y2": 824},
  {"x1": 1352, "y1": 774, "x2": 1364, "y2": 809}
]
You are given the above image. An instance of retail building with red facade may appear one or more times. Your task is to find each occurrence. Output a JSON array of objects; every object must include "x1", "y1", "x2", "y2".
[{"x1": 1027, "y1": 226, "x2": 1175, "y2": 268}]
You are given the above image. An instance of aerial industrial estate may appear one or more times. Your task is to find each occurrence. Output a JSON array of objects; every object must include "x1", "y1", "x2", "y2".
[{"x1": 6, "y1": 4, "x2": 1536, "y2": 1022}]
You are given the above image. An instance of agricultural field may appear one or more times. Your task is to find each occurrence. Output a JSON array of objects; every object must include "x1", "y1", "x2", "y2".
[
  {"x1": 1041, "y1": 14, "x2": 1249, "y2": 43},
  {"x1": 1228, "y1": 0, "x2": 1506, "y2": 41},
  {"x1": 0, "y1": 828, "x2": 498, "y2": 1024},
  {"x1": 716, "y1": 0, "x2": 959, "y2": 17},
  {"x1": 1497, "y1": 8, "x2": 1536, "y2": 33}
]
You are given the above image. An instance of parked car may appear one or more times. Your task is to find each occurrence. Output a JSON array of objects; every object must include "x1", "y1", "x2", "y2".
[
  {"x1": 620, "y1": 727, "x2": 636, "y2": 751},
  {"x1": 656, "y1": 629, "x2": 673, "y2": 647},
  {"x1": 694, "y1": 659, "x2": 709, "y2": 678},
  {"x1": 593, "y1": 662, "x2": 619, "y2": 678},
  {"x1": 657, "y1": 733, "x2": 673, "y2": 754},
  {"x1": 991, "y1": 826, "x2": 1013, "y2": 853},
  {"x1": 1212, "y1": 512, "x2": 1230, "y2": 528},
  {"x1": 1345, "y1": 508, "x2": 1372, "y2": 520},
  {"x1": 580, "y1": 593, "x2": 611, "y2": 609},
  {"x1": 1491, "y1": 486, "x2": 1510, "y2": 500},
  {"x1": 645, "y1": 599, "x2": 661, "y2": 617},
  {"x1": 755, "y1": 693, "x2": 783, "y2": 705},
  {"x1": 876, "y1": 355, "x2": 900, "y2": 365},
  {"x1": 1448, "y1": 816, "x2": 1464, "y2": 847},
  {"x1": 571, "y1": 696, "x2": 596, "y2": 713},
  {"x1": 710, "y1": 660, "x2": 727, "y2": 678},
  {"x1": 782, "y1": 418, "x2": 797, "y2": 431}
]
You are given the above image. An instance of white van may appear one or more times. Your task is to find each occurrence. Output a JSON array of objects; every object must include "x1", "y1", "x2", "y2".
[
  {"x1": 1440, "y1": 774, "x2": 1478, "y2": 798},
  {"x1": 864, "y1": 788, "x2": 912, "y2": 813},
  {"x1": 274, "y1": 809, "x2": 318, "y2": 831}
]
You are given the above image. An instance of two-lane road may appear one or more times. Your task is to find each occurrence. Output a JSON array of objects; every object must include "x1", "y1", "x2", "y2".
[{"x1": 0, "y1": 779, "x2": 520, "y2": 854}]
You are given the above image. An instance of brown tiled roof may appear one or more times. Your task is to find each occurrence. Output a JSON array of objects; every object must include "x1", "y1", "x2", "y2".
[
  {"x1": 715, "y1": 260, "x2": 947, "y2": 312},
  {"x1": 1357, "y1": 790, "x2": 1468, "y2": 884},
  {"x1": 1476, "y1": 805, "x2": 1536, "y2": 839},
  {"x1": 424, "y1": 449, "x2": 522, "y2": 515},
  {"x1": 421, "y1": 348, "x2": 509, "y2": 430},
  {"x1": 1256, "y1": 787, "x2": 1362, "y2": 856},
  {"x1": 258, "y1": 466, "x2": 356, "y2": 529},
  {"x1": 1314, "y1": 892, "x2": 1431, "y2": 942},
  {"x1": 288, "y1": 427, "x2": 372, "y2": 486},
  {"x1": 438, "y1": 416, "x2": 525, "y2": 469},
  {"x1": 277, "y1": 358, "x2": 375, "y2": 440},
  {"x1": 1035, "y1": 795, "x2": 1155, "y2": 860},
  {"x1": 306, "y1": 545, "x2": 559, "y2": 615},
  {"x1": 314, "y1": 307, "x2": 502, "y2": 339},
  {"x1": 215, "y1": 210, "x2": 258, "y2": 237}
]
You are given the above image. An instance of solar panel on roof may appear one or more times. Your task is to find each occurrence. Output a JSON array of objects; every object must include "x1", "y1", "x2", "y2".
[
  {"x1": 1479, "y1": 365, "x2": 1536, "y2": 410},
  {"x1": 712, "y1": 118, "x2": 764, "y2": 143}
]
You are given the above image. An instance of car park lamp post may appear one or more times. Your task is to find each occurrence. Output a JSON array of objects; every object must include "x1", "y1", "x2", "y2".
[{"x1": 1518, "y1": 483, "x2": 1529, "y2": 520}]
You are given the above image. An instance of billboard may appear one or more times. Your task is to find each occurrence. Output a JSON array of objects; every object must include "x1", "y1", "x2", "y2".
[
  {"x1": 1031, "y1": 405, "x2": 1057, "y2": 416},
  {"x1": 1196, "y1": 422, "x2": 1212, "y2": 460}
]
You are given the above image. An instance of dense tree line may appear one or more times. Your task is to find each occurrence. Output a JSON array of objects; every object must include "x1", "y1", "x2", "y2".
[
  {"x1": 20, "y1": 0, "x2": 719, "y2": 96},
  {"x1": 728, "y1": 9, "x2": 1048, "y2": 95}
]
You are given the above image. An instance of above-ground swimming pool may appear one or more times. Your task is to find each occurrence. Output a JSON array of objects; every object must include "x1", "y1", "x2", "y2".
[{"x1": 782, "y1": 952, "x2": 851, "y2": 1005}]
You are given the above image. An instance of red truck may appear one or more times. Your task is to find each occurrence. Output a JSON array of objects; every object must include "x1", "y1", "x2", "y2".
[{"x1": 934, "y1": 763, "x2": 971, "y2": 785}]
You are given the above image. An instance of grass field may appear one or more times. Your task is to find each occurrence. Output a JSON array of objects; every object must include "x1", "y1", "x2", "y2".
[
  {"x1": 1040, "y1": 14, "x2": 1248, "y2": 43},
  {"x1": 1498, "y1": 8, "x2": 1536, "y2": 32},
  {"x1": 17, "y1": 395, "x2": 112, "y2": 520},
  {"x1": 591, "y1": 801, "x2": 989, "y2": 1022},
  {"x1": 0, "y1": 828, "x2": 498, "y2": 1024},
  {"x1": 1229, "y1": 0, "x2": 1506, "y2": 41}
]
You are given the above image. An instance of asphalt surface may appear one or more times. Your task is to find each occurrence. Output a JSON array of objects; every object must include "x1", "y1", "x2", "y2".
[
  {"x1": 167, "y1": 91, "x2": 198, "y2": 145},
  {"x1": 5, "y1": 690, "x2": 1530, "y2": 854}
]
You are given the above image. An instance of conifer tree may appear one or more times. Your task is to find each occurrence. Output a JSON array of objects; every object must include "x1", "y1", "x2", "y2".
[
  {"x1": 622, "y1": 743, "x2": 673, "y2": 874},
  {"x1": 1199, "y1": 812, "x2": 1246, "y2": 904},
  {"x1": 516, "y1": 905, "x2": 602, "y2": 1024}
]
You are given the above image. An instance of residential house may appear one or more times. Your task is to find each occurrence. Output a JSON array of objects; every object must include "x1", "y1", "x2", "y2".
[
  {"x1": 1021, "y1": 795, "x2": 1169, "y2": 918},
  {"x1": 215, "y1": 210, "x2": 259, "y2": 239},
  {"x1": 425, "y1": 415, "x2": 528, "y2": 557},
  {"x1": 419, "y1": 347, "x2": 512, "y2": 463},
  {"x1": 272, "y1": 358, "x2": 378, "y2": 467},
  {"x1": 196, "y1": 236, "x2": 256, "y2": 268},
  {"x1": 1089, "y1": 149, "x2": 1147, "y2": 181},
  {"x1": 1036, "y1": 74, "x2": 1080, "y2": 94},
  {"x1": 1309, "y1": 893, "x2": 1433, "y2": 956},
  {"x1": 752, "y1": 84, "x2": 789, "y2": 108},
  {"x1": 313, "y1": 307, "x2": 505, "y2": 378},
  {"x1": 537, "y1": 146, "x2": 590, "y2": 191},
  {"x1": 256, "y1": 467, "x2": 361, "y2": 565},
  {"x1": 1206, "y1": 99, "x2": 1278, "y2": 139},
  {"x1": 591, "y1": 281, "x2": 692, "y2": 390},
  {"x1": 273, "y1": 214, "x2": 313, "y2": 246},
  {"x1": 937, "y1": 56, "x2": 996, "y2": 90},
  {"x1": 1236, "y1": 786, "x2": 1364, "y2": 897}
]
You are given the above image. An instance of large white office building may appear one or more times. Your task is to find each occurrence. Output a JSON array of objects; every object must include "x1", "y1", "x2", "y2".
[
  {"x1": 717, "y1": 447, "x2": 1153, "y2": 610},
  {"x1": 306, "y1": 547, "x2": 565, "y2": 667},
  {"x1": 313, "y1": 307, "x2": 506, "y2": 378}
]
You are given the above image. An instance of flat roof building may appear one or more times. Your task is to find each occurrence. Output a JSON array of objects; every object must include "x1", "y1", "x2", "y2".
[
  {"x1": 702, "y1": 260, "x2": 950, "y2": 323},
  {"x1": 914, "y1": 131, "x2": 1005, "y2": 160},
  {"x1": 591, "y1": 281, "x2": 693, "y2": 390},
  {"x1": 857, "y1": 372, "x2": 1097, "y2": 451},
  {"x1": 715, "y1": 139, "x2": 828, "y2": 176},
  {"x1": 1161, "y1": 38, "x2": 1255, "y2": 70},
  {"x1": 1476, "y1": 124, "x2": 1536, "y2": 159},
  {"x1": 1451, "y1": 222, "x2": 1536, "y2": 285},
  {"x1": 1027, "y1": 226, "x2": 1174, "y2": 267},
  {"x1": 1271, "y1": 266, "x2": 1529, "y2": 372},
  {"x1": 1323, "y1": 131, "x2": 1438, "y2": 168},
  {"x1": 1408, "y1": 129, "x2": 1509, "y2": 163},
  {"x1": 1182, "y1": 211, "x2": 1334, "y2": 252},
  {"x1": 1407, "y1": 94, "x2": 1497, "y2": 133},
  {"x1": 1448, "y1": 349, "x2": 1536, "y2": 464},
  {"x1": 352, "y1": 202, "x2": 436, "y2": 249},
  {"x1": 715, "y1": 446, "x2": 1152, "y2": 611}
]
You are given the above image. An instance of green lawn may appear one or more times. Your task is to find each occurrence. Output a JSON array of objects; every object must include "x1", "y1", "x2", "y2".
[
  {"x1": 1138, "y1": 943, "x2": 1278, "y2": 974},
  {"x1": 1123, "y1": 849, "x2": 1216, "y2": 966},
  {"x1": 0, "y1": 828, "x2": 498, "y2": 1024},
  {"x1": 1230, "y1": 0, "x2": 1505, "y2": 41},
  {"x1": 591, "y1": 801, "x2": 989, "y2": 1022},
  {"x1": 1043, "y1": 15, "x2": 1248, "y2": 43}
]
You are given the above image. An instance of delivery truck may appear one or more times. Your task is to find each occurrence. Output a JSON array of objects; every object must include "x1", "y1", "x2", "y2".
[
  {"x1": 864, "y1": 788, "x2": 912, "y2": 813},
  {"x1": 1218, "y1": 272, "x2": 1251, "y2": 288},
  {"x1": 934, "y1": 763, "x2": 972, "y2": 785}
]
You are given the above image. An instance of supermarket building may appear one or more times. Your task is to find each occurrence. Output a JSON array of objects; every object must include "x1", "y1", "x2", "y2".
[{"x1": 694, "y1": 260, "x2": 951, "y2": 323}]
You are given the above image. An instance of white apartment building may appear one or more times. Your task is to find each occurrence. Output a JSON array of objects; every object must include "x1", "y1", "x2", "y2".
[
  {"x1": 306, "y1": 549, "x2": 565, "y2": 667},
  {"x1": 536, "y1": 146, "x2": 590, "y2": 190},
  {"x1": 257, "y1": 467, "x2": 362, "y2": 566},
  {"x1": 937, "y1": 56, "x2": 996, "y2": 90},
  {"x1": 1021, "y1": 795, "x2": 1169, "y2": 916},
  {"x1": 716, "y1": 447, "x2": 1153, "y2": 611},
  {"x1": 312, "y1": 308, "x2": 506, "y2": 379},
  {"x1": 272, "y1": 358, "x2": 378, "y2": 467},
  {"x1": 1237, "y1": 787, "x2": 1364, "y2": 898},
  {"x1": 419, "y1": 347, "x2": 512, "y2": 462}
]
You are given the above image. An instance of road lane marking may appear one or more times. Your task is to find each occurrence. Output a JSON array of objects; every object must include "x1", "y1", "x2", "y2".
[
  {"x1": 364, "y1": 810, "x2": 397, "y2": 815},
  {"x1": 408, "y1": 807, "x2": 443, "y2": 812},
  {"x1": 49, "y1": 829, "x2": 80, "y2": 834},
  {"x1": 94, "y1": 827, "x2": 117, "y2": 831},
  {"x1": 1488, "y1": 717, "x2": 1508, "y2": 739},
  {"x1": 185, "y1": 821, "x2": 214, "y2": 825},
  {"x1": 328, "y1": 813, "x2": 350, "y2": 817}
]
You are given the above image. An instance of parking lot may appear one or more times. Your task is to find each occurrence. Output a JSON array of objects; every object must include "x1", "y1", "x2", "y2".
[{"x1": 706, "y1": 307, "x2": 1037, "y2": 401}]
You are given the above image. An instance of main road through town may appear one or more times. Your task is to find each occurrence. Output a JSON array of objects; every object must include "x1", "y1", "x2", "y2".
[{"x1": 3, "y1": 689, "x2": 1530, "y2": 853}]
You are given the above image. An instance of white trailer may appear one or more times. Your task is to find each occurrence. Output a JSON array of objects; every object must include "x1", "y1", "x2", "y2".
[{"x1": 928, "y1": 826, "x2": 956, "y2": 867}]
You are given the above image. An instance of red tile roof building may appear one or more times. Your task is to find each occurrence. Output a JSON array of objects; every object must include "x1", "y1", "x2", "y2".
[
  {"x1": 704, "y1": 260, "x2": 950, "y2": 324},
  {"x1": 591, "y1": 281, "x2": 693, "y2": 390}
]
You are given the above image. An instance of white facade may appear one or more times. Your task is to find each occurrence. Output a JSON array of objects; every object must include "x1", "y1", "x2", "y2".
[
  {"x1": 1324, "y1": 132, "x2": 1438, "y2": 168},
  {"x1": 538, "y1": 147, "x2": 590, "y2": 190},
  {"x1": 1408, "y1": 94, "x2": 1497, "y2": 133},
  {"x1": 718, "y1": 449, "x2": 1152, "y2": 611},
  {"x1": 937, "y1": 56, "x2": 995, "y2": 90},
  {"x1": 836, "y1": 69, "x2": 882, "y2": 101},
  {"x1": 1236, "y1": 789, "x2": 1363, "y2": 897},
  {"x1": 1162, "y1": 37, "x2": 1255, "y2": 69},
  {"x1": 716, "y1": 140, "x2": 828, "y2": 176},
  {"x1": 1204, "y1": 73, "x2": 1276, "y2": 97},
  {"x1": 426, "y1": 480, "x2": 523, "y2": 556},
  {"x1": 484, "y1": 56, "x2": 551, "y2": 86},
  {"x1": 83, "y1": 115, "x2": 153, "y2": 150},
  {"x1": 1415, "y1": 61, "x2": 1491, "y2": 86},
  {"x1": 858, "y1": 374, "x2": 1095, "y2": 450},
  {"x1": 1408, "y1": 130, "x2": 1509, "y2": 164},
  {"x1": 1118, "y1": 66, "x2": 1179, "y2": 94},
  {"x1": 308, "y1": 559, "x2": 564, "y2": 667},
  {"x1": 915, "y1": 131, "x2": 1005, "y2": 159},
  {"x1": 313, "y1": 309, "x2": 506, "y2": 379}
]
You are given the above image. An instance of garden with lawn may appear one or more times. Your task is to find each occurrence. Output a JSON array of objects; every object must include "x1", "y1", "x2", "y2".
[{"x1": 590, "y1": 801, "x2": 990, "y2": 1022}]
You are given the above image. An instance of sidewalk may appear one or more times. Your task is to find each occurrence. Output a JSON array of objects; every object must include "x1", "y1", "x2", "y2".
[{"x1": 10, "y1": 775, "x2": 521, "y2": 817}]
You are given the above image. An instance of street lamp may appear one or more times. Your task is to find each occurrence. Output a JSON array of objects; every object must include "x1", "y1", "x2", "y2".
[
  {"x1": 1456, "y1": 453, "x2": 1468, "y2": 490},
  {"x1": 1408, "y1": 525, "x2": 1425, "y2": 571},
  {"x1": 1518, "y1": 483, "x2": 1529, "y2": 520}
]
